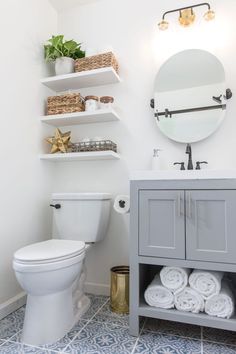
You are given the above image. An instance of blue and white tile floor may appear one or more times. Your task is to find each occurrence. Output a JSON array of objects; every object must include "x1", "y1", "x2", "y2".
[{"x1": 0, "y1": 294, "x2": 235, "y2": 353}]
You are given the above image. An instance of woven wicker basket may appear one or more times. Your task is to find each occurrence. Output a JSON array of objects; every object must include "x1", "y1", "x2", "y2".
[
  {"x1": 47, "y1": 93, "x2": 85, "y2": 115},
  {"x1": 75, "y1": 52, "x2": 119, "y2": 74}
]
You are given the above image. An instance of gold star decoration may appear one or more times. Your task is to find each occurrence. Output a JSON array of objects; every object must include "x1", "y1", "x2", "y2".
[{"x1": 46, "y1": 128, "x2": 71, "y2": 154}]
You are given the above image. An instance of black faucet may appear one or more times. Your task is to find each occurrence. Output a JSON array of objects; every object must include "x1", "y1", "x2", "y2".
[
  {"x1": 186, "y1": 144, "x2": 193, "y2": 170},
  {"x1": 174, "y1": 144, "x2": 208, "y2": 170}
]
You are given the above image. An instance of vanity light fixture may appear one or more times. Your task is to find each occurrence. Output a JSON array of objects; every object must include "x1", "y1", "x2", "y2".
[{"x1": 158, "y1": 3, "x2": 215, "y2": 31}]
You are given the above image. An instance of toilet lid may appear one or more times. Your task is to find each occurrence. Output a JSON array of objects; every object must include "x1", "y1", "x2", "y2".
[{"x1": 14, "y1": 239, "x2": 85, "y2": 263}]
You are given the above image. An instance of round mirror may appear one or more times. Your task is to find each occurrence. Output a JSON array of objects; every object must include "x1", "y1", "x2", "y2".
[{"x1": 154, "y1": 49, "x2": 226, "y2": 143}]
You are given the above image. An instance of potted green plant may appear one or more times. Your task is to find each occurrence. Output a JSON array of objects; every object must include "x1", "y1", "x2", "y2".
[{"x1": 44, "y1": 35, "x2": 85, "y2": 75}]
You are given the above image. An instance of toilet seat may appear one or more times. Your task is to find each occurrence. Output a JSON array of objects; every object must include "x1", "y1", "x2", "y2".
[{"x1": 13, "y1": 239, "x2": 85, "y2": 273}]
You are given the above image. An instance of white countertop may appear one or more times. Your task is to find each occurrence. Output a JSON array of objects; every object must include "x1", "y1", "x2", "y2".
[{"x1": 130, "y1": 169, "x2": 236, "y2": 181}]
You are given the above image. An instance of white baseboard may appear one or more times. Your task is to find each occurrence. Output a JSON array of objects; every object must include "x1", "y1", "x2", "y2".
[
  {"x1": 0, "y1": 292, "x2": 26, "y2": 320},
  {"x1": 85, "y1": 282, "x2": 110, "y2": 296}
]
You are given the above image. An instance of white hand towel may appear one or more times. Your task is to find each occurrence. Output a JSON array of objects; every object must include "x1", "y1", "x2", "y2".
[
  {"x1": 160, "y1": 267, "x2": 190, "y2": 294},
  {"x1": 189, "y1": 270, "x2": 223, "y2": 300},
  {"x1": 205, "y1": 280, "x2": 235, "y2": 319},
  {"x1": 174, "y1": 286, "x2": 204, "y2": 314},
  {"x1": 144, "y1": 274, "x2": 174, "y2": 309}
]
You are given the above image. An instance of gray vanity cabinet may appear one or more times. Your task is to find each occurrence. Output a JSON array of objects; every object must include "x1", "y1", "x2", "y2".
[
  {"x1": 139, "y1": 189, "x2": 236, "y2": 263},
  {"x1": 186, "y1": 190, "x2": 236, "y2": 264},
  {"x1": 130, "y1": 179, "x2": 236, "y2": 336},
  {"x1": 139, "y1": 190, "x2": 185, "y2": 259}
]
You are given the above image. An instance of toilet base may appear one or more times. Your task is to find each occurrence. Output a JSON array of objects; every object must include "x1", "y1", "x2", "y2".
[
  {"x1": 21, "y1": 266, "x2": 91, "y2": 347},
  {"x1": 21, "y1": 292, "x2": 91, "y2": 346},
  {"x1": 22, "y1": 287, "x2": 75, "y2": 346}
]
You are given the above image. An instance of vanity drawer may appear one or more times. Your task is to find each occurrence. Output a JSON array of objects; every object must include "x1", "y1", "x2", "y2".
[{"x1": 139, "y1": 190, "x2": 185, "y2": 259}]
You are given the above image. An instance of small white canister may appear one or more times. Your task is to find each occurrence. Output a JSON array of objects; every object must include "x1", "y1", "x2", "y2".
[
  {"x1": 85, "y1": 96, "x2": 99, "y2": 112},
  {"x1": 100, "y1": 96, "x2": 114, "y2": 110}
]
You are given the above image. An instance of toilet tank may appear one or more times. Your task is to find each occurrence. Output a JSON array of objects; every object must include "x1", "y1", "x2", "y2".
[{"x1": 51, "y1": 193, "x2": 111, "y2": 243}]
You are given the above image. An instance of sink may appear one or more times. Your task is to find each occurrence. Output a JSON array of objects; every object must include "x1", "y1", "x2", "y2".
[{"x1": 130, "y1": 169, "x2": 236, "y2": 181}]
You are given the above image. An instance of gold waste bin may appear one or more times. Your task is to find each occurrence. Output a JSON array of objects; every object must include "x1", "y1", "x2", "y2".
[{"x1": 110, "y1": 266, "x2": 129, "y2": 314}]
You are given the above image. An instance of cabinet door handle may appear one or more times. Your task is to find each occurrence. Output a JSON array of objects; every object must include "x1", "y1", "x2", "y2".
[
  {"x1": 177, "y1": 193, "x2": 184, "y2": 217},
  {"x1": 177, "y1": 193, "x2": 181, "y2": 217},
  {"x1": 187, "y1": 192, "x2": 192, "y2": 218}
]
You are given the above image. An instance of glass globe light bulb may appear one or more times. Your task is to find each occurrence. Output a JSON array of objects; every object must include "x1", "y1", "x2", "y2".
[
  {"x1": 158, "y1": 20, "x2": 169, "y2": 31},
  {"x1": 179, "y1": 8, "x2": 196, "y2": 27},
  {"x1": 204, "y1": 9, "x2": 215, "y2": 21}
]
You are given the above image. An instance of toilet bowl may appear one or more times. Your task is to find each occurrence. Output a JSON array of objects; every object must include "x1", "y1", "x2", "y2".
[
  {"x1": 13, "y1": 193, "x2": 111, "y2": 346},
  {"x1": 13, "y1": 239, "x2": 85, "y2": 345}
]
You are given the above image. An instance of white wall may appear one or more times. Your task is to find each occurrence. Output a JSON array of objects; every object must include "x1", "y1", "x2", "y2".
[
  {"x1": 49, "y1": 0, "x2": 100, "y2": 12},
  {"x1": 56, "y1": 0, "x2": 236, "y2": 294},
  {"x1": 0, "y1": 0, "x2": 57, "y2": 307}
]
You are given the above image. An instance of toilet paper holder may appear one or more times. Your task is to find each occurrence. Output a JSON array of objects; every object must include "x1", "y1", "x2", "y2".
[
  {"x1": 114, "y1": 195, "x2": 130, "y2": 214},
  {"x1": 119, "y1": 200, "x2": 126, "y2": 208}
]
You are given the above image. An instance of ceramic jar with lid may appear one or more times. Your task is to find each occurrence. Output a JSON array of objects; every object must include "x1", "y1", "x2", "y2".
[{"x1": 85, "y1": 96, "x2": 99, "y2": 111}]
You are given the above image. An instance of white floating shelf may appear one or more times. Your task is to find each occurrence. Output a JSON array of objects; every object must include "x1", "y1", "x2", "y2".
[
  {"x1": 39, "y1": 151, "x2": 120, "y2": 162},
  {"x1": 41, "y1": 109, "x2": 120, "y2": 127},
  {"x1": 41, "y1": 67, "x2": 121, "y2": 92}
]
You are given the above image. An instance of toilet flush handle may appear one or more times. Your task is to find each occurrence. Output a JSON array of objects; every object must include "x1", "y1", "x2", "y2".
[{"x1": 50, "y1": 204, "x2": 61, "y2": 209}]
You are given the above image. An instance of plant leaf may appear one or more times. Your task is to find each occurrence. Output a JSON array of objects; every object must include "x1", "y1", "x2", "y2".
[
  {"x1": 64, "y1": 40, "x2": 78, "y2": 52},
  {"x1": 49, "y1": 35, "x2": 64, "y2": 47},
  {"x1": 44, "y1": 35, "x2": 85, "y2": 61}
]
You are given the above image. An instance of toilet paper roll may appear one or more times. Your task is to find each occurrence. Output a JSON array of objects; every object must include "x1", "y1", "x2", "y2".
[{"x1": 113, "y1": 195, "x2": 130, "y2": 214}]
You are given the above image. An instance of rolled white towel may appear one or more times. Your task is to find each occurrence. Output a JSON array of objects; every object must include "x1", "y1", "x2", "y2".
[
  {"x1": 144, "y1": 274, "x2": 174, "y2": 309},
  {"x1": 189, "y1": 270, "x2": 223, "y2": 300},
  {"x1": 174, "y1": 286, "x2": 204, "y2": 314},
  {"x1": 160, "y1": 267, "x2": 190, "y2": 294},
  {"x1": 205, "y1": 280, "x2": 235, "y2": 319}
]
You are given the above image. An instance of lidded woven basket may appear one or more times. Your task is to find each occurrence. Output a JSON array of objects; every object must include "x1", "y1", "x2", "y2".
[
  {"x1": 75, "y1": 52, "x2": 119, "y2": 74},
  {"x1": 47, "y1": 93, "x2": 85, "y2": 115}
]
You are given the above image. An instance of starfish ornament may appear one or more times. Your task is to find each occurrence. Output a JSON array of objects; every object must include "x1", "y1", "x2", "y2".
[{"x1": 46, "y1": 128, "x2": 71, "y2": 154}]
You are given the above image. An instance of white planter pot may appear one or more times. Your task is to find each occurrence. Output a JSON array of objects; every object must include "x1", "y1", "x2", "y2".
[{"x1": 55, "y1": 57, "x2": 75, "y2": 76}]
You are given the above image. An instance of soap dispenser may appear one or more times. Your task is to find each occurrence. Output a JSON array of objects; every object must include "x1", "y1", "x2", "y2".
[{"x1": 152, "y1": 149, "x2": 162, "y2": 170}]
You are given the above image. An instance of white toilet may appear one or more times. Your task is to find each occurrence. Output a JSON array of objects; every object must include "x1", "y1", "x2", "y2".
[{"x1": 13, "y1": 193, "x2": 111, "y2": 346}]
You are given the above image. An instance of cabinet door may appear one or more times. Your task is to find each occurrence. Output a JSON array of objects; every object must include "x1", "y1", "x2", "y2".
[
  {"x1": 186, "y1": 190, "x2": 236, "y2": 264},
  {"x1": 139, "y1": 190, "x2": 185, "y2": 259}
]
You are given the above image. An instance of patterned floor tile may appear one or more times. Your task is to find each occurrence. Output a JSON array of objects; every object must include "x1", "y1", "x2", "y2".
[
  {"x1": 144, "y1": 318, "x2": 201, "y2": 339},
  {"x1": 64, "y1": 321, "x2": 137, "y2": 354},
  {"x1": 0, "y1": 306, "x2": 25, "y2": 340},
  {"x1": 93, "y1": 300, "x2": 129, "y2": 328},
  {"x1": 133, "y1": 331, "x2": 201, "y2": 354},
  {"x1": 203, "y1": 327, "x2": 236, "y2": 346},
  {"x1": 203, "y1": 341, "x2": 236, "y2": 353},
  {"x1": 2, "y1": 296, "x2": 236, "y2": 354},
  {"x1": 81, "y1": 294, "x2": 108, "y2": 320},
  {"x1": 0, "y1": 340, "x2": 57, "y2": 353},
  {"x1": 10, "y1": 319, "x2": 87, "y2": 351}
]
